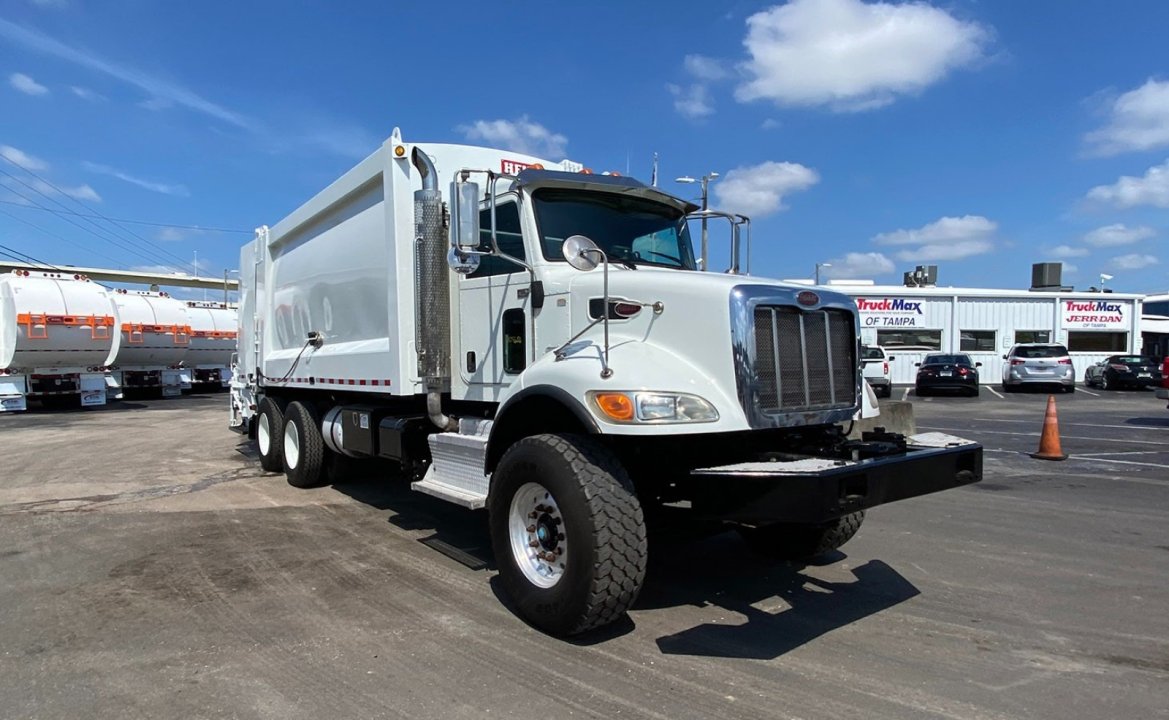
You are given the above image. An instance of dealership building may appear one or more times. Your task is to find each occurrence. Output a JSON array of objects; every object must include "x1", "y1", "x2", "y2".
[{"x1": 806, "y1": 264, "x2": 1147, "y2": 386}]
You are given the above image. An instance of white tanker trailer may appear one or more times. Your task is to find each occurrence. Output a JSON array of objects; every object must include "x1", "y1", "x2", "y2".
[
  {"x1": 0, "y1": 269, "x2": 117, "y2": 412},
  {"x1": 106, "y1": 289, "x2": 191, "y2": 399},
  {"x1": 182, "y1": 301, "x2": 236, "y2": 389}
]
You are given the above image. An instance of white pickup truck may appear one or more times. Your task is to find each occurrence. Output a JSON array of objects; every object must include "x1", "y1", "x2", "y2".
[{"x1": 862, "y1": 345, "x2": 894, "y2": 398}]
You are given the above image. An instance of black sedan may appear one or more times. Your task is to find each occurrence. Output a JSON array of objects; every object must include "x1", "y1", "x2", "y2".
[
  {"x1": 915, "y1": 353, "x2": 981, "y2": 397},
  {"x1": 1084, "y1": 355, "x2": 1162, "y2": 390}
]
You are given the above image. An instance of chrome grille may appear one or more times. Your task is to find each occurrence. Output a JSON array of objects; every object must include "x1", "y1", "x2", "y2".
[{"x1": 752, "y1": 306, "x2": 855, "y2": 413}]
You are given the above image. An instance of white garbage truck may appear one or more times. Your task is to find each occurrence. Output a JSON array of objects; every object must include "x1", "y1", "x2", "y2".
[
  {"x1": 1, "y1": 269, "x2": 116, "y2": 411},
  {"x1": 230, "y1": 128, "x2": 982, "y2": 636}
]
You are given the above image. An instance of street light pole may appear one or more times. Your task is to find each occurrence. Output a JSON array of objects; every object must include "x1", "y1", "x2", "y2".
[{"x1": 676, "y1": 172, "x2": 719, "y2": 270}]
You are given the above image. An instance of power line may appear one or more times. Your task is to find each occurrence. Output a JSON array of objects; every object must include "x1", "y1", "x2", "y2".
[
  {"x1": 0, "y1": 156, "x2": 197, "y2": 273},
  {"x1": 0, "y1": 206, "x2": 126, "y2": 266},
  {"x1": 0, "y1": 166, "x2": 191, "y2": 273},
  {"x1": 0, "y1": 239, "x2": 112, "y2": 288},
  {"x1": 0, "y1": 199, "x2": 250, "y2": 234}
]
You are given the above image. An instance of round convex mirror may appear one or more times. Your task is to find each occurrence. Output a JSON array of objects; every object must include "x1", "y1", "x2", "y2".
[
  {"x1": 562, "y1": 235, "x2": 601, "y2": 271},
  {"x1": 447, "y1": 247, "x2": 481, "y2": 275}
]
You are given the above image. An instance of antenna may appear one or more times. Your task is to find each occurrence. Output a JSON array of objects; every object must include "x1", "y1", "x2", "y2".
[{"x1": 651, "y1": 153, "x2": 659, "y2": 187}]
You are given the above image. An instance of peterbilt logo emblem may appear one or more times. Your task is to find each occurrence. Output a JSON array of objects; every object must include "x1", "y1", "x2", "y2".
[{"x1": 796, "y1": 290, "x2": 820, "y2": 307}]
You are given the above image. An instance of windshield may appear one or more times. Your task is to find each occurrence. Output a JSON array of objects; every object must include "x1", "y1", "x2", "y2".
[
  {"x1": 1014, "y1": 345, "x2": 1069, "y2": 359},
  {"x1": 861, "y1": 347, "x2": 885, "y2": 361},
  {"x1": 532, "y1": 188, "x2": 697, "y2": 270},
  {"x1": 1113, "y1": 356, "x2": 1150, "y2": 365}
]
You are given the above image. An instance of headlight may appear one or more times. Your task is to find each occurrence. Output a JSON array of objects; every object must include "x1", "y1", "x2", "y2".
[{"x1": 587, "y1": 391, "x2": 719, "y2": 424}]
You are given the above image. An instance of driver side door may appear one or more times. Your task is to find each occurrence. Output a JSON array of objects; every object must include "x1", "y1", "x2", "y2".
[{"x1": 457, "y1": 198, "x2": 531, "y2": 400}]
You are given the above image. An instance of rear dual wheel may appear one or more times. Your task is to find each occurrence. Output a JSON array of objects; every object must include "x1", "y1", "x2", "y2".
[
  {"x1": 282, "y1": 401, "x2": 326, "y2": 489},
  {"x1": 256, "y1": 397, "x2": 287, "y2": 472}
]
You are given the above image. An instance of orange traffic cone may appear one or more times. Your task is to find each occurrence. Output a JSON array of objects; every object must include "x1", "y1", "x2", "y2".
[{"x1": 1030, "y1": 394, "x2": 1068, "y2": 461}]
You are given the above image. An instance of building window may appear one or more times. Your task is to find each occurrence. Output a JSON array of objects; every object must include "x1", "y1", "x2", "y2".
[
  {"x1": 960, "y1": 330, "x2": 996, "y2": 352},
  {"x1": 1067, "y1": 331, "x2": 1127, "y2": 352},
  {"x1": 1015, "y1": 330, "x2": 1051, "y2": 344},
  {"x1": 876, "y1": 329, "x2": 942, "y2": 351}
]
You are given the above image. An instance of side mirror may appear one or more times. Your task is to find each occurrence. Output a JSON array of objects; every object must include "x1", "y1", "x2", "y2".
[
  {"x1": 452, "y1": 179, "x2": 481, "y2": 251},
  {"x1": 1001, "y1": 354, "x2": 1008, "y2": 360},
  {"x1": 888, "y1": 356, "x2": 895, "y2": 362},
  {"x1": 975, "y1": 362, "x2": 982, "y2": 367},
  {"x1": 914, "y1": 362, "x2": 921, "y2": 367},
  {"x1": 562, "y1": 235, "x2": 602, "y2": 271}
]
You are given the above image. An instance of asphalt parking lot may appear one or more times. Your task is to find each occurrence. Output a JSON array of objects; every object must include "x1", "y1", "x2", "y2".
[{"x1": 1, "y1": 389, "x2": 1167, "y2": 720}]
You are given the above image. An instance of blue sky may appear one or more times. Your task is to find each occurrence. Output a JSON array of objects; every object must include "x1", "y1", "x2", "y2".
[{"x1": 1, "y1": 0, "x2": 1168, "y2": 296}]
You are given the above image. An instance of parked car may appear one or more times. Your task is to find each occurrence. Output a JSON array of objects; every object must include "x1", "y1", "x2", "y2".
[
  {"x1": 1084, "y1": 355, "x2": 1163, "y2": 390},
  {"x1": 915, "y1": 353, "x2": 981, "y2": 397},
  {"x1": 1001, "y1": 343, "x2": 1075, "y2": 393},
  {"x1": 861, "y1": 345, "x2": 895, "y2": 398}
]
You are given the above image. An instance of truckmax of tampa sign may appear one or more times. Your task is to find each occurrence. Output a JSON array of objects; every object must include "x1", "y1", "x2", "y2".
[
  {"x1": 855, "y1": 297, "x2": 924, "y2": 327},
  {"x1": 1062, "y1": 300, "x2": 1126, "y2": 329}
]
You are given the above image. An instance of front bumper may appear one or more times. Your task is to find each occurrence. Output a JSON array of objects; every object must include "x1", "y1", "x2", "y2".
[{"x1": 689, "y1": 432, "x2": 981, "y2": 523}]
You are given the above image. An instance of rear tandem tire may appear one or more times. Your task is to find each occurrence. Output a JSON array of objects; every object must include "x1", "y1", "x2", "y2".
[
  {"x1": 739, "y1": 511, "x2": 866, "y2": 561},
  {"x1": 283, "y1": 401, "x2": 326, "y2": 489},
  {"x1": 488, "y1": 433, "x2": 648, "y2": 637},
  {"x1": 256, "y1": 397, "x2": 287, "y2": 473}
]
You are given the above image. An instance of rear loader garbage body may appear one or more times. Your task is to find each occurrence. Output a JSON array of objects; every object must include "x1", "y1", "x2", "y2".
[{"x1": 230, "y1": 127, "x2": 982, "y2": 636}]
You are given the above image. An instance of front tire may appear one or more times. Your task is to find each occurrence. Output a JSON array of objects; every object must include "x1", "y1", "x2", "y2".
[
  {"x1": 1100, "y1": 374, "x2": 1112, "y2": 391},
  {"x1": 256, "y1": 397, "x2": 287, "y2": 472},
  {"x1": 740, "y1": 511, "x2": 865, "y2": 561},
  {"x1": 488, "y1": 433, "x2": 647, "y2": 637},
  {"x1": 283, "y1": 401, "x2": 326, "y2": 488}
]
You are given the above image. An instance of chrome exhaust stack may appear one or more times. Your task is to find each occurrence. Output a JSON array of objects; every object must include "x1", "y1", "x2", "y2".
[{"x1": 412, "y1": 147, "x2": 457, "y2": 431}]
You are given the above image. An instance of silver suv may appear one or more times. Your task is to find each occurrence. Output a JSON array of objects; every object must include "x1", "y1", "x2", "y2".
[{"x1": 1002, "y1": 343, "x2": 1075, "y2": 393}]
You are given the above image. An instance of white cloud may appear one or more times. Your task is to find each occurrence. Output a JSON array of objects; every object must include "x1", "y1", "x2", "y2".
[
  {"x1": 27, "y1": 178, "x2": 101, "y2": 201},
  {"x1": 82, "y1": 161, "x2": 189, "y2": 197},
  {"x1": 711, "y1": 161, "x2": 819, "y2": 217},
  {"x1": 69, "y1": 85, "x2": 104, "y2": 101},
  {"x1": 667, "y1": 83, "x2": 715, "y2": 119},
  {"x1": 873, "y1": 215, "x2": 997, "y2": 245},
  {"x1": 1061, "y1": 263, "x2": 1079, "y2": 276},
  {"x1": 5, "y1": 175, "x2": 101, "y2": 202},
  {"x1": 0, "y1": 145, "x2": 49, "y2": 171},
  {"x1": 43, "y1": 180, "x2": 101, "y2": 202},
  {"x1": 734, "y1": 0, "x2": 991, "y2": 112},
  {"x1": 683, "y1": 54, "x2": 730, "y2": 81},
  {"x1": 155, "y1": 227, "x2": 189, "y2": 242},
  {"x1": 896, "y1": 240, "x2": 993, "y2": 262},
  {"x1": 760, "y1": 118, "x2": 781, "y2": 130},
  {"x1": 1082, "y1": 223, "x2": 1155, "y2": 247},
  {"x1": 1110, "y1": 253, "x2": 1158, "y2": 271},
  {"x1": 1048, "y1": 244, "x2": 1088, "y2": 258},
  {"x1": 0, "y1": 17, "x2": 252, "y2": 129},
  {"x1": 1086, "y1": 159, "x2": 1169, "y2": 208},
  {"x1": 457, "y1": 116, "x2": 567, "y2": 158},
  {"x1": 1085, "y1": 79, "x2": 1169, "y2": 156},
  {"x1": 9, "y1": 72, "x2": 48, "y2": 96},
  {"x1": 822, "y1": 251, "x2": 895, "y2": 279}
]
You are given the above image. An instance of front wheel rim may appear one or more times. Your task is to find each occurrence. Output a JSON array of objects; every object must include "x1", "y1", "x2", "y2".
[
  {"x1": 508, "y1": 482, "x2": 568, "y2": 589},
  {"x1": 284, "y1": 421, "x2": 300, "y2": 470}
]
